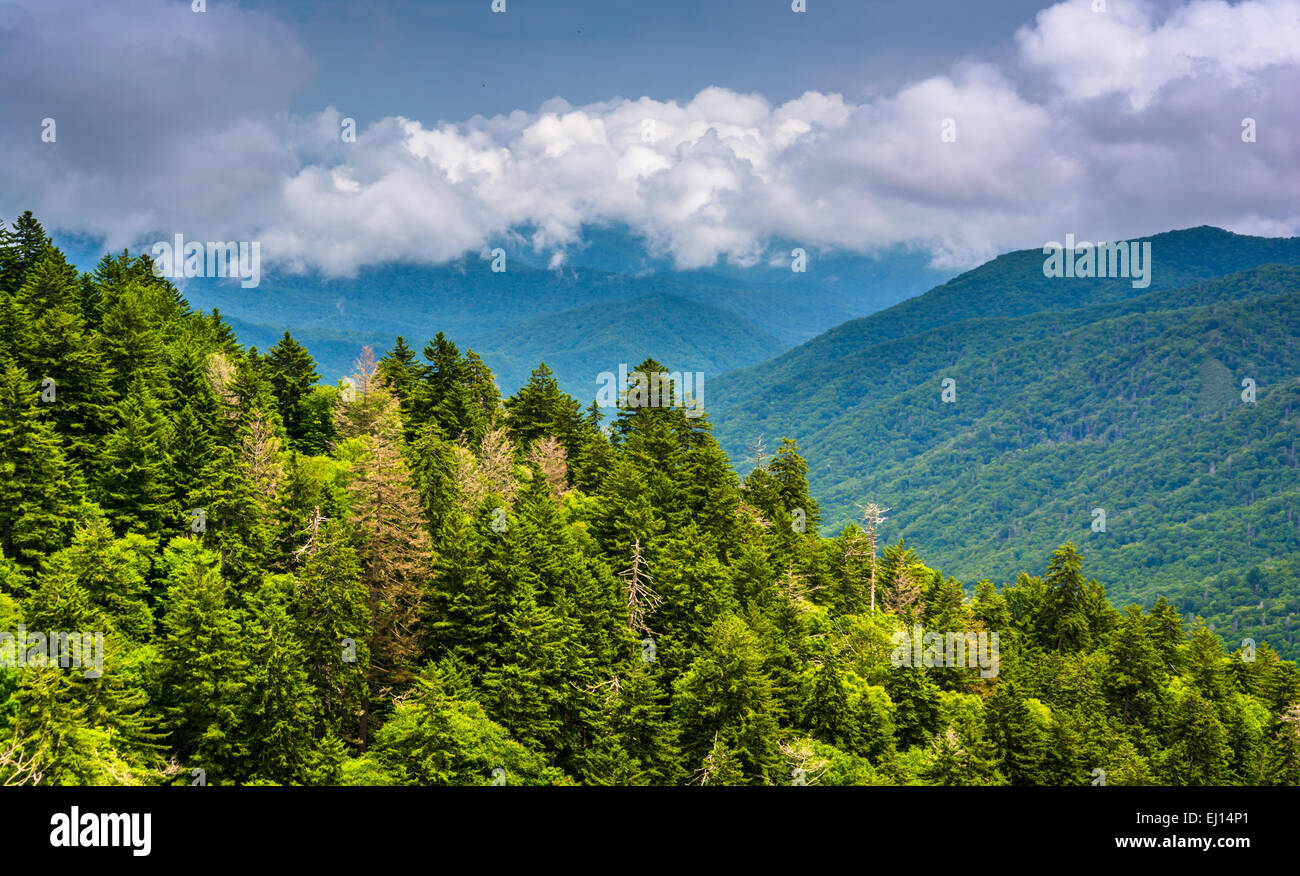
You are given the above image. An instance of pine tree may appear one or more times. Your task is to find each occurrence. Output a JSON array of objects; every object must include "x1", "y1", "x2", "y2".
[
  {"x1": 1186, "y1": 623, "x2": 1231, "y2": 702},
  {"x1": 29, "y1": 516, "x2": 154, "y2": 642},
  {"x1": 378, "y1": 336, "x2": 424, "y2": 442},
  {"x1": 247, "y1": 576, "x2": 318, "y2": 783},
  {"x1": 1104, "y1": 605, "x2": 1167, "y2": 727},
  {"x1": 802, "y1": 655, "x2": 851, "y2": 747},
  {"x1": 0, "y1": 358, "x2": 87, "y2": 568},
  {"x1": 0, "y1": 212, "x2": 52, "y2": 295},
  {"x1": 846, "y1": 684, "x2": 897, "y2": 763},
  {"x1": 15, "y1": 249, "x2": 116, "y2": 464},
  {"x1": 673, "y1": 615, "x2": 784, "y2": 784},
  {"x1": 157, "y1": 540, "x2": 255, "y2": 782},
  {"x1": 292, "y1": 520, "x2": 369, "y2": 741},
  {"x1": 985, "y1": 681, "x2": 1054, "y2": 785},
  {"x1": 1160, "y1": 690, "x2": 1232, "y2": 785},
  {"x1": 413, "y1": 334, "x2": 500, "y2": 446},
  {"x1": 582, "y1": 659, "x2": 681, "y2": 785},
  {"x1": 97, "y1": 278, "x2": 176, "y2": 395},
  {"x1": 1038, "y1": 543, "x2": 1094, "y2": 652},
  {"x1": 885, "y1": 664, "x2": 941, "y2": 749},
  {"x1": 341, "y1": 372, "x2": 433, "y2": 745},
  {"x1": 480, "y1": 593, "x2": 585, "y2": 760},
  {"x1": 264, "y1": 331, "x2": 321, "y2": 449},
  {"x1": 1148, "y1": 595, "x2": 1186, "y2": 673},
  {"x1": 97, "y1": 376, "x2": 178, "y2": 539},
  {"x1": 167, "y1": 349, "x2": 221, "y2": 502},
  {"x1": 355, "y1": 665, "x2": 563, "y2": 786},
  {"x1": 3, "y1": 657, "x2": 162, "y2": 786},
  {"x1": 769, "y1": 438, "x2": 821, "y2": 531},
  {"x1": 189, "y1": 445, "x2": 276, "y2": 590},
  {"x1": 1265, "y1": 704, "x2": 1300, "y2": 785},
  {"x1": 504, "y1": 362, "x2": 585, "y2": 456},
  {"x1": 922, "y1": 721, "x2": 1003, "y2": 786}
]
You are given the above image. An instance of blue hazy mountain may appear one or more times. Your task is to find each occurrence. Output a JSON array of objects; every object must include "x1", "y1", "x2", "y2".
[
  {"x1": 81, "y1": 224, "x2": 949, "y2": 393},
  {"x1": 710, "y1": 226, "x2": 1300, "y2": 658},
  {"x1": 475, "y1": 291, "x2": 780, "y2": 400}
]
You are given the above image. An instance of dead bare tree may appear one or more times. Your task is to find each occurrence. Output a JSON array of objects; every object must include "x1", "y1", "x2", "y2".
[
  {"x1": 855, "y1": 502, "x2": 890, "y2": 612},
  {"x1": 477, "y1": 426, "x2": 519, "y2": 504},
  {"x1": 0, "y1": 735, "x2": 42, "y2": 786},
  {"x1": 688, "y1": 732, "x2": 726, "y2": 786},
  {"x1": 527, "y1": 436, "x2": 568, "y2": 506},
  {"x1": 779, "y1": 739, "x2": 830, "y2": 786},
  {"x1": 205, "y1": 351, "x2": 239, "y2": 420},
  {"x1": 621, "y1": 538, "x2": 663, "y2": 636},
  {"x1": 240, "y1": 410, "x2": 284, "y2": 497},
  {"x1": 579, "y1": 675, "x2": 622, "y2": 706},
  {"x1": 884, "y1": 564, "x2": 922, "y2": 619},
  {"x1": 745, "y1": 434, "x2": 768, "y2": 471},
  {"x1": 293, "y1": 506, "x2": 329, "y2": 563}
]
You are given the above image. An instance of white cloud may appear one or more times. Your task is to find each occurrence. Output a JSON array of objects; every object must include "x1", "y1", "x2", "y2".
[
  {"x1": 1017, "y1": 0, "x2": 1300, "y2": 110},
  {"x1": 2, "y1": 0, "x2": 1299, "y2": 275}
]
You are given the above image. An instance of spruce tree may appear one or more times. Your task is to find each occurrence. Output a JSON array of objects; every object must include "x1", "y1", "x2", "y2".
[
  {"x1": 292, "y1": 520, "x2": 370, "y2": 741},
  {"x1": 673, "y1": 615, "x2": 784, "y2": 784},
  {"x1": 0, "y1": 358, "x2": 86, "y2": 568},
  {"x1": 265, "y1": 331, "x2": 321, "y2": 449},
  {"x1": 157, "y1": 540, "x2": 255, "y2": 783},
  {"x1": 97, "y1": 376, "x2": 178, "y2": 539}
]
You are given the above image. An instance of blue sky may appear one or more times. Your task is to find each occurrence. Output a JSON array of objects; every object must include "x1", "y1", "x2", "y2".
[
  {"x1": 2, "y1": 0, "x2": 1299, "y2": 276},
  {"x1": 245, "y1": 0, "x2": 1049, "y2": 125}
]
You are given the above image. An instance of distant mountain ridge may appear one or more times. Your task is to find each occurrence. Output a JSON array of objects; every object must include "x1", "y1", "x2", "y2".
[
  {"x1": 475, "y1": 291, "x2": 780, "y2": 399},
  {"x1": 57, "y1": 224, "x2": 949, "y2": 396},
  {"x1": 710, "y1": 226, "x2": 1300, "y2": 659}
]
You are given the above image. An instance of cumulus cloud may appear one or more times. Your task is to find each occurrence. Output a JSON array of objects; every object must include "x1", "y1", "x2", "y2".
[
  {"x1": 1017, "y1": 0, "x2": 1300, "y2": 109},
  {"x1": 1, "y1": 0, "x2": 1299, "y2": 275}
]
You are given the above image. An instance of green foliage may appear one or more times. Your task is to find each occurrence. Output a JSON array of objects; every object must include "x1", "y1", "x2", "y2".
[
  {"x1": 0, "y1": 214, "x2": 1295, "y2": 787},
  {"x1": 715, "y1": 239, "x2": 1300, "y2": 662}
]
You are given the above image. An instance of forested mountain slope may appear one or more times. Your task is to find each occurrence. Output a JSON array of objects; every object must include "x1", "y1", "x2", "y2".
[
  {"x1": 156, "y1": 225, "x2": 946, "y2": 393},
  {"x1": 2, "y1": 212, "x2": 1297, "y2": 787},
  {"x1": 714, "y1": 235, "x2": 1300, "y2": 661},
  {"x1": 475, "y1": 292, "x2": 780, "y2": 397}
]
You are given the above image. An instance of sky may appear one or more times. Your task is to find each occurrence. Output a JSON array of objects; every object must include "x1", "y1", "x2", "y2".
[{"x1": 1, "y1": 0, "x2": 1298, "y2": 274}]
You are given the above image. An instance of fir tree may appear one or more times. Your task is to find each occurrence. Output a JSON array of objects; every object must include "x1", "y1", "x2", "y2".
[
  {"x1": 292, "y1": 520, "x2": 369, "y2": 741},
  {"x1": 673, "y1": 615, "x2": 784, "y2": 784},
  {"x1": 157, "y1": 540, "x2": 255, "y2": 782},
  {"x1": 264, "y1": 331, "x2": 321, "y2": 449},
  {"x1": 0, "y1": 358, "x2": 87, "y2": 568},
  {"x1": 97, "y1": 376, "x2": 178, "y2": 539}
]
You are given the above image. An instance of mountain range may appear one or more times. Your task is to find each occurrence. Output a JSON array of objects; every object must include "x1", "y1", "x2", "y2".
[
  {"x1": 710, "y1": 226, "x2": 1300, "y2": 659},
  {"x1": 53, "y1": 223, "x2": 1300, "y2": 659},
  {"x1": 116, "y1": 226, "x2": 949, "y2": 399}
]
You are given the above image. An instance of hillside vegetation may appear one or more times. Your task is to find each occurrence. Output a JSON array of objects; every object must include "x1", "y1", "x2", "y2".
[
  {"x1": 1, "y1": 212, "x2": 1297, "y2": 786},
  {"x1": 714, "y1": 229, "x2": 1300, "y2": 660},
  {"x1": 158, "y1": 225, "x2": 948, "y2": 396}
]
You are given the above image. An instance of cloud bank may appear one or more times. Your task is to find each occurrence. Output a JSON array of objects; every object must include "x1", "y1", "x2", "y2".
[{"x1": 2, "y1": 0, "x2": 1299, "y2": 274}]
